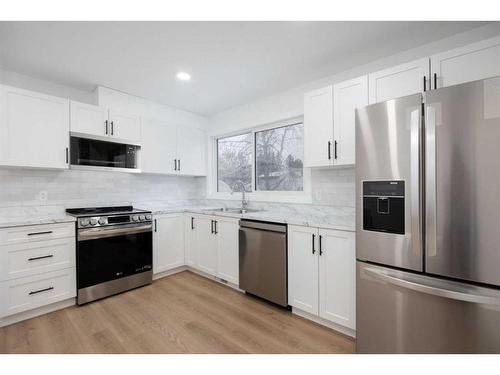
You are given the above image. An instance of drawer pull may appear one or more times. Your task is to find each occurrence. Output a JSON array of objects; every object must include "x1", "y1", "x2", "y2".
[
  {"x1": 28, "y1": 254, "x2": 54, "y2": 261},
  {"x1": 29, "y1": 286, "x2": 54, "y2": 295},
  {"x1": 27, "y1": 231, "x2": 53, "y2": 236}
]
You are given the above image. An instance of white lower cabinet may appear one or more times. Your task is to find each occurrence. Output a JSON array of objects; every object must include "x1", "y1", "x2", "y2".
[
  {"x1": 185, "y1": 214, "x2": 239, "y2": 285},
  {"x1": 288, "y1": 225, "x2": 355, "y2": 330},
  {"x1": 153, "y1": 213, "x2": 185, "y2": 274}
]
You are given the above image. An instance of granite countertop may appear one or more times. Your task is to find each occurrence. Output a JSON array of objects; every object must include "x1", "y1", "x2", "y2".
[{"x1": 137, "y1": 204, "x2": 355, "y2": 232}]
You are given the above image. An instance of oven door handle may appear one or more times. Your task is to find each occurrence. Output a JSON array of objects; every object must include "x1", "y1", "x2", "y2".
[{"x1": 78, "y1": 224, "x2": 152, "y2": 241}]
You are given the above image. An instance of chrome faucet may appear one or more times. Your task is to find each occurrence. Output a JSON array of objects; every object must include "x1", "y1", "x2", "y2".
[{"x1": 231, "y1": 180, "x2": 249, "y2": 213}]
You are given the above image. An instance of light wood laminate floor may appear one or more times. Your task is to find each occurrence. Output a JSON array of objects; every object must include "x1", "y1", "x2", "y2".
[{"x1": 0, "y1": 271, "x2": 355, "y2": 353}]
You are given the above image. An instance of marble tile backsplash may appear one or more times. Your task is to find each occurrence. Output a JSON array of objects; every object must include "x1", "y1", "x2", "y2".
[{"x1": 311, "y1": 167, "x2": 355, "y2": 207}]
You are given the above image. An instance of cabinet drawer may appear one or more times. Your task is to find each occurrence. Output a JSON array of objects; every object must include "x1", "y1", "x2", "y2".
[
  {"x1": 0, "y1": 222, "x2": 75, "y2": 245},
  {"x1": 0, "y1": 238, "x2": 76, "y2": 281},
  {"x1": 0, "y1": 268, "x2": 76, "y2": 318}
]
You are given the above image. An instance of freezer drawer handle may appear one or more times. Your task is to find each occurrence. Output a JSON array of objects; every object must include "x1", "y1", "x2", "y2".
[{"x1": 364, "y1": 267, "x2": 500, "y2": 306}]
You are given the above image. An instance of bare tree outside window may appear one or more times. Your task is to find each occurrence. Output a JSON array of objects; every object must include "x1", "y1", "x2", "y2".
[
  {"x1": 217, "y1": 133, "x2": 252, "y2": 192},
  {"x1": 255, "y1": 123, "x2": 304, "y2": 191}
]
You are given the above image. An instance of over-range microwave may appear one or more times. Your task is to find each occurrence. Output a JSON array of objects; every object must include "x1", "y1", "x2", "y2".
[{"x1": 70, "y1": 136, "x2": 140, "y2": 172}]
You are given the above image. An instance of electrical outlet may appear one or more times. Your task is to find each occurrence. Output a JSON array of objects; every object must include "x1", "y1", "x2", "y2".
[
  {"x1": 38, "y1": 190, "x2": 48, "y2": 202},
  {"x1": 314, "y1": 190, "x2": 322, "y2": 201}
]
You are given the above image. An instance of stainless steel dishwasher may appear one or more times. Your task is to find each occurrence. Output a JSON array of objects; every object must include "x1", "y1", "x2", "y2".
[{"x1": 239, "y1": 220, "x2": 288, "y2": 307}]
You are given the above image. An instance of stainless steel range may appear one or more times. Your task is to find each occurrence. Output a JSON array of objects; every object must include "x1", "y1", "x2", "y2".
[{"x1": 66, "y1": 206, "x2": 153, "y2": 305}]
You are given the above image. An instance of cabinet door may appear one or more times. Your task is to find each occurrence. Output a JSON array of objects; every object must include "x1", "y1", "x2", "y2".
[
  {"x1": 304, "y1": 86, "x2": 334, "y2": 168},
  {"x1": 185, "y1": 215, "x2": 198, "y2": 268},
  {"x1": 216, "y1": 218, "x2": 239, "y2": 285},
  {"x1": 70, "y1": 101, "x2": 109, "y2": 137},
  {"x1": 176, "y1": 127, "x2": 206, "y2": 176},
  {"x1": 333, "y1": 75, "x2": 368, "y2": 166},
  {"x1": 368, "y1": 58, "x2": 429, "y2": 104},
  {"x1": 108, "y1": 108, "x2": 141, "y2": 142},
  {"x1": 141, "y1": 118, "x2": 178, "y2": 174},
  {"x1": 196, "y1": 216, "x2": 217, "y2": 276},
  {"x1": 0, "y1": 85, "x2": 69, "y2": 169},
  {"x1": 153, "y1": 214, "x2": 185, "y2": 274},
  {"x1": 318, "y1": 229, "x2": 355, "y2": 329},
  {"x1": 288, "y1": 225, "x2": 319, "y2": 315},
  {"x1": 431, "y1": 35, "x2": 500, "y2": 89}
]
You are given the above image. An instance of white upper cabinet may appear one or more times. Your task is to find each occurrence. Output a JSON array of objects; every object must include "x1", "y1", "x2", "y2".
[
  {"x1": 70, "y1": 101, "x2": 141, "y2": 143},
  {"x1": 304, "y1": 86, "x2": 334, "y2": 168},
  {"x1": 369, "y1": 58, "x2": 430, "y2": 104},
  {"x1": 176, "y1": 126, "x2": 206, "y2": 176},
  {"x1": 0, "y1": 85, "x2": 69, "y2": 169},
  {"x1": 153, "y1": 213, "x2": 185, "y2": 274},
  {"x1": 333, "y1": 75, "x2": 368, "y2": 166},
  {"x1": 318, "y1": 228, "x2": 356, "y2": 330},
  {"x1": 70, "y1": 101, "x2": 108, "y2": 137},
  {"x1": 108, "y1": 109, "x2": 141, "y2": 142},
  {"x1": 141, "y1": 118, "x2": 177, "y2": 174},
  {"x1": 431, "y1": 35, "x2": 500, "y2": 89},
  {"x1": 288, "y1": 225, "x2": 319, "y2": 315}
]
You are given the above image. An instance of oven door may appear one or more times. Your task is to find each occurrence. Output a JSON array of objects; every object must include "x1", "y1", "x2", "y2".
[{"x1": 77, "y1": 223, "x2": 152, "y2": 292}]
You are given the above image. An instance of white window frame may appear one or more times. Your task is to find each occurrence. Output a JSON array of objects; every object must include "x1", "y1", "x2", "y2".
[{"x1": 207, "y1": 117, "x2": 312, "y2": 204}]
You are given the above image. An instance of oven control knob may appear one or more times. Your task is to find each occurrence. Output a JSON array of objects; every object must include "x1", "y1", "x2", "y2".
[
  {"x1": 132, "y1": 215, "x2": 139, "y2": 221},
  {"x1": 98, "y1": 217, "x2": 107, "y2": 225},
  {"x1": 90, "y1": 218, "x2": 98, "y2": 226},
  {"x1": 145, "y1": 214, "x2": 152, "y2": 221},
  {"x1": 139, "y1": 215, "x2": 145, "y2": 221},
  {"x1": 80, "y1": 218, "x2": 90, "y2": 227}
]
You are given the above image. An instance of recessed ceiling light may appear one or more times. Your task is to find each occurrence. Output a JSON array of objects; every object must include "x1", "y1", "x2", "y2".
[{"x1": 176, "y1": 72, "x2": 191, "y2": 81}]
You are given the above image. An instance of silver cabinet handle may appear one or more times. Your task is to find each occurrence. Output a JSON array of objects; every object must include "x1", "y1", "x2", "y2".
[{"x1": 364, "y1": 267, "x2": 500, "y2": 306}]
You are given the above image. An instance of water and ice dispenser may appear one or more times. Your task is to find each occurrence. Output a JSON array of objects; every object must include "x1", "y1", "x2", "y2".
[{"x1": 363, "y1": 181, "x2": 405, "y2": 235}]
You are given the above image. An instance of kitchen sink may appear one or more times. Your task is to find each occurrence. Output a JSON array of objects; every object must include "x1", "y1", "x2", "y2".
[{"x1": 214, "y1": 208, "x2": 262, "y2": 214}]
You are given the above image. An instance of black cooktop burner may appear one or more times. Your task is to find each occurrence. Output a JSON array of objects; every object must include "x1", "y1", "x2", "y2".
[{"x1": 66, "y1": 205, "x2": 150, "y2": 217}]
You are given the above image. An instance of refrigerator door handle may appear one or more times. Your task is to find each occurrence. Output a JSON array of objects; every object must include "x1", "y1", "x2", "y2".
[
  {"x1": 363, "y1": 267, "x2": 500, "y2": 306},
  {"x1": 410, "y1": 108, "x2": 422, "y2": 257},
  {"x1": 425, "y1": 105, "x2": 437, "y2": 257}
]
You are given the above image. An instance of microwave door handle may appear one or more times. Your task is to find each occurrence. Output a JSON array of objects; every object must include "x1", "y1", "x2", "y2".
[{"x1": 363, "y1": 267, "x2": 500, "y2": 306}]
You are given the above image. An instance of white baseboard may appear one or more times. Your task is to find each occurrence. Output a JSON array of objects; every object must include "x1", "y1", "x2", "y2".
[
  {"x1": 0, "y1": 298, "x2": 76, "y2": 328},
  {"x1": 292, "y1": 308, "x2": 356, "y2": 338},
  {"x1": 152, "y1": 265, "x2": 188, "y2": 280},
  {"x1": 185, "y1": 266, "x2": 243, "y2": 292}
]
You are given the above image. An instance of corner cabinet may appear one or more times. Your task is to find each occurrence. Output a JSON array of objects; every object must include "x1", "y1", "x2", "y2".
[
  {"x1": 185, "y1": 214, "x2": 239, "y2": 285},
  {"x1": 0, "y1": 85, "x2": 70, "y2": 169},
  {"x1": 288, "y1": 225, "x2": 356, "y2": 331},
  {"x1": 304, "y1": 86, "x2": 334, "y2": 167},
  {"x1": 141, "y1": 118, "x2": 206, "y2": 176},
  {"x1": 153, "y1": 213, "x2": 185, "y2": 274},
  {"x1": 368, "y1": 58, "x2": 430, "y2": 104},
  {"x1": 333, "y1": 76, "x2": 368, "y2": 166}
]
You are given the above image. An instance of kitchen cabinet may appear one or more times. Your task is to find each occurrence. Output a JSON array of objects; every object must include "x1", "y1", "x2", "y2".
[
  {"x1": 368, "y1": 58, "x2": 430, "y2": 104},
  {"x1": 153, "y1": 213, "x2": 185, "y2": 274},
  {"x1": 333, "y1": 75, "x2": 368, "y2": 166},
  {"x1": 288, "y1": 225, "x2": 355, "y2": 330},
  {"x1": 431, "y1": 35, "x2": 500, "y2": 90},
  {"x1": 70, "y1": 101, "x2": 141, "y2": 143},
  {"x1": 141, "y1": 118, "x2": 177, "y2": 174},
  {"x1": 304, "y1": 86, "x2": 334, "y2": 168},
  {"x1": 141, "y1": 119, "x2": 206, "y2": 176},
  {"x1": 288, "y1": 225, "x2": 319, "y2": 315},
  {"x1": 0, "y1": 85, "x2": 70, "y2": 169},
  {"x1": 185, "y1": 214, "x2": 239, "y2": 284}
]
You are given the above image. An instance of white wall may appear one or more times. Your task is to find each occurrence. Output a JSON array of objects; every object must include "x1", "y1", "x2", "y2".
[{"x1": 208, "y1": 23, "x2": 500, "y2": 135}]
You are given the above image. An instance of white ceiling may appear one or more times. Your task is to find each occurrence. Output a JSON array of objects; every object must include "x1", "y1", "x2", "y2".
[{"x1": 0, "y1": 21, "x2": 487, "y2": 115}]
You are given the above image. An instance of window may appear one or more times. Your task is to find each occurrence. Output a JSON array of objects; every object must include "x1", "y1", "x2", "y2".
[
  {"x1": 215, "y1": 121, "x2": 305, "y2": 196},
  {"x1": 217, "y1": 132, "x2": 252, "y2": 192},
  {"x1": 255, "y1": 123, "x2": 303, "y2": 191}
]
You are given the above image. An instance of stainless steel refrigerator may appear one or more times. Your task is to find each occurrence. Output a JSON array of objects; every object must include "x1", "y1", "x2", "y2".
[{"x1": 355, "y1": 76, "x2": 500, "y2": 353}]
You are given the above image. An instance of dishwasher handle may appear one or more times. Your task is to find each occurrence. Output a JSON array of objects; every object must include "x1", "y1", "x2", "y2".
[{"x1": 239, "y1": 220, "x2": 286, "y2": 233}]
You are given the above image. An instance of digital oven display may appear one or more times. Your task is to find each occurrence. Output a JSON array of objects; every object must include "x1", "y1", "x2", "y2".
[{"x1": 108, "y1": 215, "x2": 131, "y2": 224}]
